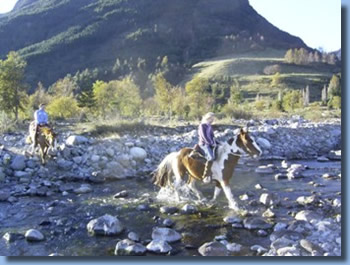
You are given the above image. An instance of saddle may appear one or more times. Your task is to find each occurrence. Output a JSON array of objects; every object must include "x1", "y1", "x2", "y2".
[{"x1": 189, "y1": 144, "x2": 218, "y2": 163}]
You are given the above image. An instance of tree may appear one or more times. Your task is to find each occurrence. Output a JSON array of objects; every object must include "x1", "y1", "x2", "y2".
[
  {"x1": 49, "y1": 74, "x2": 78, "y2": 97},
  {"x1": 170, "y1": 86, "x2": 188, "y2": 118},
  {"x1": 303, "y1": 85, "x2": 310, "y2": 107},
  {"x1": 294, "y1": 48, "x2": 309, "y2": 65},
  {"x1": 0, "y1": 51, "x2": 27, "y2": 121},
  {"x1": 153, "y1": 73, "x2": 173, "y2": 116},
  {"x1": 271, "y1": 72, "x2": 282, "y2": 87},
  {"x1": 328, "y1": 74, "x2": 341, "y2": 97},
  {"x1": 93, "y1": 80, "x2": 115, "y2": 118},
  {"x1": 26, "y1": 82, "x2": 51, "y2": 118},
  {"x1": 113, "y1": 76, "x2": 142, "y2": 117},
  {"x1": 228, "y1": 83, "x2": 243, "y2": 105},
  {"x1": 74, "y1": 68, "x2": 98, "y2": 110},
  {"x1": 160, "y1": 56, "x2": 168, "y2": 69},
  {"x1": 284, "y1": 49, "x2": 294, "y2": 63},
  {"x1": 321, "y1": 84, "x2": 328, "y2": 105},
  {"x1": 313, "y1": 51, "x2": 321, "y2": 63},
  {"x1": 185, "y1": 76, "x2": 212, "y2": 119},
  {"x1": 46, "y1": 96, "x2": 80, "y2": 119}
]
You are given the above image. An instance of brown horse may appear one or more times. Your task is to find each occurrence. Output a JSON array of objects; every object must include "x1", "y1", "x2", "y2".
[
  {"x1": 152, "y1": 128, "x2": 262, "y2": 210},
  {"x1": 27, "y1": 122, "x2": 57, "y2": 164}
]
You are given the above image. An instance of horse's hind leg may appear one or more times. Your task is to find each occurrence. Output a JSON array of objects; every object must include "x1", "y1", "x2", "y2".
[
  {"x1": 172, "y1": 157, "x2": 184, "y2": 202},
  {"x1": 187, "y1": 178, "x2": 204, "y2": 201}
]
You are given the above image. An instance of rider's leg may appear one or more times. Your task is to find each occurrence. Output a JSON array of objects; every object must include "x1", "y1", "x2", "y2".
[{"x1": 202, "y1": 145, "x2": 214, "y2": 183}]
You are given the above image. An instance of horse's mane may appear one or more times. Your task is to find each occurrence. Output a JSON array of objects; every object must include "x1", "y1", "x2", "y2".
[
  {"x1": 216, "y1": 140, "x2": 231, "y2": 158},
  {"x1": 40, "y1": 127, "x2": 54, "y2": 136}
]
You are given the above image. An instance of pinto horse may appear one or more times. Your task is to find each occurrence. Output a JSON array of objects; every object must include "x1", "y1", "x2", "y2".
[
  {"x1": 152, "y1": 128, "x2": 262, "y2": 210},
  {"x1": 27, "y1": 122, "x2": 57, "y2": 164}
]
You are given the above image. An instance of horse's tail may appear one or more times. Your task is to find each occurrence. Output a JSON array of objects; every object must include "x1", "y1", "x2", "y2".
[{"x1": 151, "y1": 152, "x2": 179, "y2": 187}]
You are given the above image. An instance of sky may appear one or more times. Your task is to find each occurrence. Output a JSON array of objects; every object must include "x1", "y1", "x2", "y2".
[
  {"x1": 0, "y1": 0, "x2": 342, "y2": 52},
  {"x1": 0, "y1": 0, "x2": 17, "y2": 13},
  {"x1": 249, "y1": 0, "x2": 341, "y2": 52}
]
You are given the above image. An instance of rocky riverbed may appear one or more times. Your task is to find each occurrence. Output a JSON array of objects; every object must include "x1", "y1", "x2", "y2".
[{"x1": 0, "y1": 118, "x2": 341, "y2": 256}]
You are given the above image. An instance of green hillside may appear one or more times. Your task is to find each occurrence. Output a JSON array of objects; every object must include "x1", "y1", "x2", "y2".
[
  {"x1": 186, "y1": 48, "x2": 340, "y2": 102},
  {"x1": 0, "y1": 0, "x2": 307, "y2": 89}
]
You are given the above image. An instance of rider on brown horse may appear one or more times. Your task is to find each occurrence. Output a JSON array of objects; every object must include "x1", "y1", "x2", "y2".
[{"x1": 32, "y1": 104, "x2": 49, "y2": 154}]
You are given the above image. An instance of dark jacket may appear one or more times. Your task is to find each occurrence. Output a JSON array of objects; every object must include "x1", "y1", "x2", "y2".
[{"x1": 198, "y1": 123, "x2": 215, "y2": 146}]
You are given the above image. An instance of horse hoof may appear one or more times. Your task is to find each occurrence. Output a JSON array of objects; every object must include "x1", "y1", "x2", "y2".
[
  {"x1": 229, "y1": 204, "x2": 240, "y2": 212},
  {"x1": 200, "y1": 198, "x2": 208, "y2": 203},
  {"x1": 202, "y1": 176, "x2": 212, "y2": 184}
]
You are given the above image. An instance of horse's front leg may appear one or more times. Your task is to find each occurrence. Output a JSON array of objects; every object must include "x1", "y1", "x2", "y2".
[
  {"x1": 40, "y1": 146, "x2": 47, "y2": 165},
  {"x1": 210, "y1": 182, "x2": 222, "y2": 203},
  {"x1": 187, "y1": 178, "x2": 205, "y2": 201},
  {"x1": 220, "y1": 180, "x2": 240, "y2": 211}
]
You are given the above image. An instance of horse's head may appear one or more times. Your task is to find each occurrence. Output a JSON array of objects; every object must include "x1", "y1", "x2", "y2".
[
  {"x1": 227, "y1": 128, "x2": 262, "y2": 158},
  {"x1": 41, "y1": 127, "x2": 57, "y2": 149}
]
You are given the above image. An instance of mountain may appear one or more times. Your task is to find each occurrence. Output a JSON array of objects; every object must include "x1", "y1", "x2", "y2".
[
  {"x1": 334, "y1": 49, "x2": 341, "y2": 60},
  {"x1": 0, "y1": 0, "x2": 308, "y2": 88}
]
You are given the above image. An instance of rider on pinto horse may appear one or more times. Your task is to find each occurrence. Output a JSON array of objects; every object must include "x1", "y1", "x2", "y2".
[{"x1": 197, "y1": 112, "x2": 217, "y2": 183}]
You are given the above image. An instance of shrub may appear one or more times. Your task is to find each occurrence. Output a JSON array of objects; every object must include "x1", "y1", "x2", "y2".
[
  {"x1": 271, "y1": 72, "x2": 282, "y2": 87},
  {"x1": 221, "y1": 104, "x2": 254, "y2": 120},
  {"x1": 255, "y1": 99, "x2": 266, "y2": 111},
  {"x1": 328, "y1": 96, "x2": 341, "y2": 109},
  {"x1": 263, "y1": 64, "x2": 281, "y2": 75},
  {"x1": 46, "y1": 96, "x2": 80, "y2": 119},
  {"x1": 271, "y1": 100, "x2": 283, "y2": 111},
  {"x1": 0, "y1": 111, "x2": 15, "y2": 134},
  {"x1": 142, "y1": 97, "x2": 159, "y2": 117},
  {"x1": 282, "y1": 90, "x2": 303, "y2": 111}
]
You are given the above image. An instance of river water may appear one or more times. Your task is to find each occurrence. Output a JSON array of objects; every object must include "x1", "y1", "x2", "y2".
[{"x1": 0, "y1": 159, "x2": 341, "y2": 256}]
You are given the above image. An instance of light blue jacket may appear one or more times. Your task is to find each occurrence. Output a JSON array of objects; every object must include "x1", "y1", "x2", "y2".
[{"x1": 34, "y1": 109, "x2": 48, "y2": 125}]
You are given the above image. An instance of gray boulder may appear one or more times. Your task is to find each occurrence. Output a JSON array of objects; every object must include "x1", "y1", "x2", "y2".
[
  {"x1": 198, "y1": 241, "x2": 228, "y2": 256},
  {"x1": 0, "y1": 191, "x2": 11, "y2": 202},
  {"x1": 295, "y1": 210, "x2": 322, "y2": 223},
  {"x1": 259, "y1": 193, "x2": 279, "y2": 206},
  {"x1": 25, "y1": 229, "x2": 45, "y2": 242},
  {"x1": 181, "y1": 204, "x2": 198, "y2": 214},
  {"x1": 66, "y1": 135, "x2": 89, "y2": 146},
  {"x1": 300, "y1": 239, "x2": 324, "y2": 256},
  {"x1": 114, "y1": 239, "x2": 146, "y2": 256},
  {"x1": 130, "y1": 147, "x2": 147, "y2": 161},
  {"x1": 10, "y1": 155, "x2": 26, "y2": 171},
  {"x1": 87, "y1": 214, "x2": 124, "y2": 236},
  {"x1": 146, "y1": 240, "x2": 172, "y2": 254},
  {"x1": 243, "y1": 217, "x2": 273, "y2": 230},
  {"x1": 151, "y1": 227, "x2": 181, "y2": 243},
  {"x1": 257, "y1": 137, "x2": 272, "y2": 149},
  {"x1": 74, "y1": 184, "x2": 92, "y2": 194}
]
